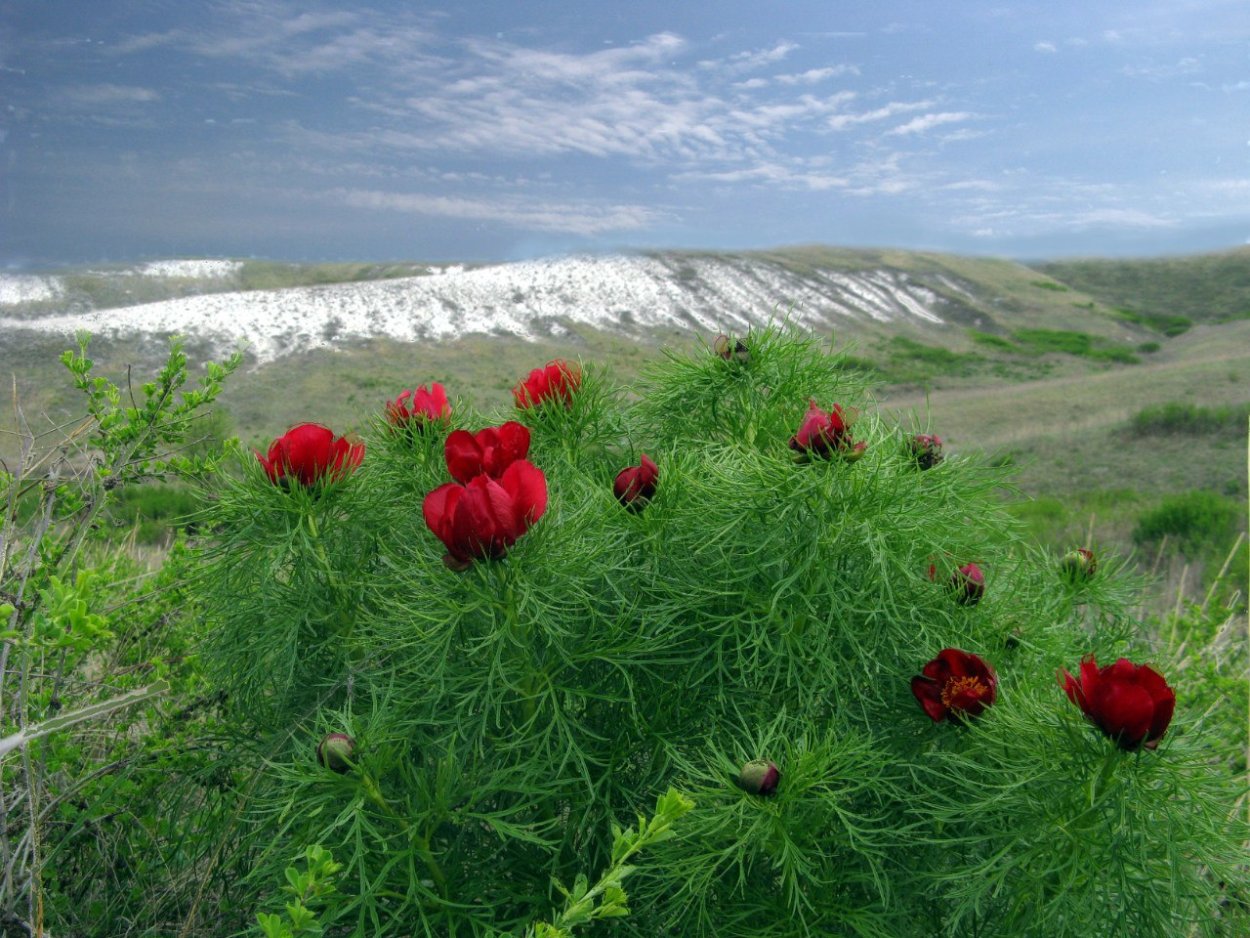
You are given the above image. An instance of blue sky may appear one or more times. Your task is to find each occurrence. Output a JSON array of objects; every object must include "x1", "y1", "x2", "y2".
[{"x1": 3, "y1": 0, "x2": 1250, "y2": 266}]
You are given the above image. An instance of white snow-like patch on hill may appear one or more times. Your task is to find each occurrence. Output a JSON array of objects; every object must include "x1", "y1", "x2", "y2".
[
  {"x1": 0, "y1": 274, "x2": 63, "y2": 305},
  {"x1": 0, "y1": 255, "x2": 947, "y2": 363},
  {"x1": 126, "y1": 259, "x2": 243, "y2": 279}
]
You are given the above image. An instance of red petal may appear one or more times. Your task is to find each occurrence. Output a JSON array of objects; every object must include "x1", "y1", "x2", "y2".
[
  {"x1": 444, "y1": 429, "x2": 483, "y2": 483},
  {"x1": 1058, "y1": 668, "x2": 1083, "y2": 707},
  {"x1": 497, "y1": 421, "x2": 531, "y2": 464},
  {"x1": 422, "y1": 483, "x2": 464, "y2": 556},
  {"x1": 911, "y1": 677, "x2": 947, "y2": 722},
  {"x1": 1092, "y1": 680, "x2": 1154, "y2": 748},
  {"x1": 501, "y1": 460, "x2": 547, "y2": 529}
]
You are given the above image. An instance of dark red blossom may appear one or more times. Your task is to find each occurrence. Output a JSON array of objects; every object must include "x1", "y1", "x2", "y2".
[
  {"x1": 735, "y1": 759, "x2": 781, "y2": 796},
  {"x1": 513, "y1": 360, "x2": 581, "y2": 409},
  {"x1": 444, "y1": 422, "x2": 531, "y2": 483},
  {"x1": 1059, "y1": 656, "x2": 1175, "y2": 750},
  {"x1": 385, "y1": 383, "x2": 450, "y2": 431},
  {"x1": 789, "y1": 400, "x2": 854, "y2": 459},
  {"x1": 256, "y1": 423, "x2": 364, "y2": 487},
  {"x1": 911, "y1": 648, "x2": 998, "y2": 722},
  {"x1": 422, "y1": 460, "x2": 548, "y2": 566},
  {"x1": 614, "y1": 454, "x2": 659, "y2": 511}
]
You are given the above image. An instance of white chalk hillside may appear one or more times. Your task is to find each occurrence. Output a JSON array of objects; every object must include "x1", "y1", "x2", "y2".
[{"x1": 0, "y1": 254, "x2": 949, "y2": 363}]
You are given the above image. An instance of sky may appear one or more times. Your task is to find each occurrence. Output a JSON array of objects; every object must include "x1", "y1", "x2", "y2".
[{"x1": 2, "y1": 0, "x2": 1250, "y2": 267}]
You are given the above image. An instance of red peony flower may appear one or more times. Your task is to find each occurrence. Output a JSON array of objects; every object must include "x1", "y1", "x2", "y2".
[
  {"x1": 1059, "y1": 656, "x2": 1176, "y2": 750},
  {"x1": 911, "y1": 648, "x2": 998, "y2": 722},
  {"x1": 444, "y1": 422, "x2": 531, "y2": 483},
  {"x1": 613, "y1": 454, "x2": 659, "y2": 511},
  {"x1": 422, "y1": 460, "x2": 548, "y2": 566},
  {"x1": 256, "y1": 423, "x2": 364, "y2": 487},
  {"x1": 385, "y1": 383, "x2": 450, "y2": 430},
  {"x1": 909, "y1": 433, "x2": 944, "y2": 470},
  {"x1": 513, "y1": 360, "x2": 581, "y2": 409},
  {"x1": 1060, "y1": 547, "x2": 1098, "y2": 582},
  {"x1": 735, "y1": 759, "x2": 781, "y2": 796},
  {"x1": 789, "y1": 399, "x2": 865, "y2": 460},
  {"x1": 951, "y1": 562, "x2": 986, "y2": 605}
]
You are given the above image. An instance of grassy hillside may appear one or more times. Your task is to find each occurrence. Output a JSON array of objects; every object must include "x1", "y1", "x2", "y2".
[
  {"x1": 1038, "y1": 247, "x2": 1250, "y2": 324},
  {"x1": 3, "y1": 246, "x2": 1246, "y2": 610}
]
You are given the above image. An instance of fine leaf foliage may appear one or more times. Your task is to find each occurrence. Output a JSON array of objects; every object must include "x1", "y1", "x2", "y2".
[{"x1": 164, "y1": 326, "x2": 1250, "y2": 935}]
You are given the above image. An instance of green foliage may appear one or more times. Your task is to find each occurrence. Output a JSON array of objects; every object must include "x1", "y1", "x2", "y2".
[
  {"x1": 0, "y1": 335, "x2": 238, "y2": 933},
  {"x1": 1132, "y1": 491, "x2": 1242, "y2": 555},
  {"x1": 1129, "y1": 401, "x2": 1250, "y2": 436},
  {"x1": 256, "y1": 845, "x2": 344, "y2": 938},
  {"x1": 137, "y1": 325, "x2": 1247, "y2": 937},
  {"x1": 967, "y1": 329, "x2": 1015, "y2": 351},
  {"x1": 527, "y1": 788, "x2": 694, "y2": 937},
  {"x1": 1012, "y1": 329, "x2": 1140, "y2": 364},
  {"x1": 1039, "y1": 248, "x2": 1250, "y2": 324},
  {"x1": 1030, "y1": 279, "x2": 1069, "y2": 291},
  {"x1": 1109, "y1": 307, "x2": 1193, "y2": 337}
]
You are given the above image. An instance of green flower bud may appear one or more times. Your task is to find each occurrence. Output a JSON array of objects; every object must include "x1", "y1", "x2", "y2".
[{"x1": 735, "y1": 759, "x2": 781, "y2": 796}]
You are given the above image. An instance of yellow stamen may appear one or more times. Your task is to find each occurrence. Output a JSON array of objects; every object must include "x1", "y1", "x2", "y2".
[{"x1": 941, "y1": 676, "x2": 988, "y2": 708}]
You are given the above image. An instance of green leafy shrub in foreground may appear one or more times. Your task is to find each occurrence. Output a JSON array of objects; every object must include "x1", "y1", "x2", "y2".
[{"x1": 164, "y1": 328, "x2": 1249, "y2": 936}]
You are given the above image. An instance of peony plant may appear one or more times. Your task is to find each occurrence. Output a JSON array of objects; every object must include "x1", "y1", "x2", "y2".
[{"x1": 169, "y1": 326, "x2": 1248, "y2": 938}]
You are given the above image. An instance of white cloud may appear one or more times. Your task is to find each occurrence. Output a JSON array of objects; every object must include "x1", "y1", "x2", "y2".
[
  {"x1": 60, "y1": 84, "x2": 161, "y2": 105},
  {"x1": 1034, "y1": 41, "x2": 1058, "y2": 53},
  {"x1": 774, "y1": 65, "x2": 859, "y2": 84},
  {"x1": 827, "y1": 100, "x2": 933, "y2": 130},
  {"x1": 327, "y1": 188, "x2": 660, "y2": 234},
  {"x1": 886, "y1": 111, "x2": 975, "y2": 136},
  {"x1": 1122, "y1": 57, "x2": 1202, "y2": 79}
]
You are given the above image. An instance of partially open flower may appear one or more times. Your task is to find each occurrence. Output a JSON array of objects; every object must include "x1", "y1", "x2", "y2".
[
  {"x1": 316, "y1": 733, "x2": 356, "y2": 773},
  {"x1": 444, "y1": 422, "x2": 531, "y2": 483},
  {"x1": 385, "y1": 383, "x2": 450, "y2": 431},
  {"x1": 1060, "y1": 548, "x2": 1098, "y2": 582},
  {"x1": 789, "y1": 400, "x2": 855, "y2": 459},
  {"x1": 614, "y1": 454, "x2": 659, "y2": 511},
  {"x1": 1059, "y1": 656, "x2": 1175, "y2": 750},
  {"x1": 513, "y1": 360, "x2": 581, "y2": 409},
  {"x1": 908, "y1": 433, "x2": 944, "y2": 470},
  {"x1": 950, "y1": 562, "x2": 985, "y2": 605},
  {"x1": 735, "y1": 759, "x2": 781, "y2": 796},
  {"x1": 256, "y1": 424, "x2": 364, "y2": 487},
  {"x1": 422, "y1": 460, "x2": 548, "y2": 566},
  {"x1": 912, "y1": 648, "x2": 998, "y2": 722},
  {"x1": 713, "y1": 334, "x2": 750, "y2": 365}
]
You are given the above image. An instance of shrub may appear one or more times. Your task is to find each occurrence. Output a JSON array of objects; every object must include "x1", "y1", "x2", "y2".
[
  {"x1": 967, "y1": 329, "x2": 1015, "y2": 351},
  {"x1": 1012, "y1": 329, "x2": 1139, "y2": 364},
  {"x1": 1129, "y1": 401, "x2": 1250, "y2": 435},
  {"x1": 1133, "y1": 491, "x2": 1242, "y2": 555},
  {"x1": 149, "y1": 327, "x2": 1248, "y2": 937}
]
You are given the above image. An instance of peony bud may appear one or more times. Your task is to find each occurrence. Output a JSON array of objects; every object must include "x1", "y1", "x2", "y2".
[
  {"x1": 735, "y1": 759, "x2": 781, "y2": 796},
  {"x1": 951, "y1": 562, "x2": 985, "y2": 606},
  {"x1": 714, "y1": 334, "x2": 750, "y2": 365},
  {"x1": 908, "y1": 433, "x2": 943, "y2": 470},
  {"x1": 1060, "y1": 548, "x2": 1097, "y2": 582},
  {"x1": 316, "y1": 733, "x2": 356, "y2": 773}
]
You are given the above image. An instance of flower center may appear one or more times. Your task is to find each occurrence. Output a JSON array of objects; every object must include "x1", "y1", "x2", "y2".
[{"x1": 941, "y1": 676, "x2": 988, "y2": 708}]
